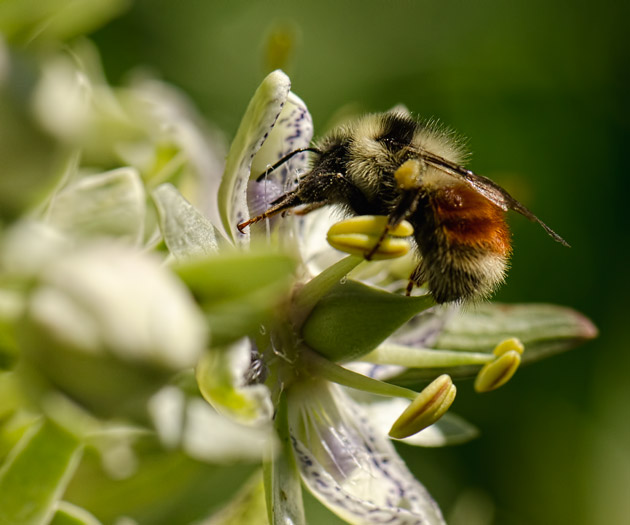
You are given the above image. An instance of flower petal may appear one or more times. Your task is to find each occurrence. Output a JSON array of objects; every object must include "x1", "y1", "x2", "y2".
[
  {"x1": 26, "y1": 242, "x2": 207, "y2": 369},
  {"x1": 246, "y1": 90, "x2": 314, "y2": 245},
  {"x1": 45, "y1": 168, "x2": 146, "y2": 245},
  {"x1": 196, "y1": 339, "x2": 274, "y2": 426},
  {"x1": 218, "y1": 70, "x2": 291, "y2": 244},
  {"x1": 389, "y1": 305, "x2": 458, "y2": 349},
  {"x1": 152, "y1": 183, "x2": 221, "y2": 260},
  {"x1": 288, "y1": 379, "x2": 446, "y2": 525},
  {"x1": 148, "y1": 386, "x2": 275, "y2": 464},
  {"x1": 392, "y1": 302, "x2": 598, "y2": 383}
]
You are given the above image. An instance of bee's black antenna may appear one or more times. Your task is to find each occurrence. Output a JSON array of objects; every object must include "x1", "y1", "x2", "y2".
[{"x1": 255, "y1": 147, "x2": 320, "y2": 182}]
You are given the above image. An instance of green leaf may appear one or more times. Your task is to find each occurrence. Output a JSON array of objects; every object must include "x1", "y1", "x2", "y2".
[
  {"x1": 302, "y1": 280, "x2": 434, "y2": 362},
  {"x1": 152, "y1": 183, "x2": 220, "y2": 260},
  {"x1": 175, "y1": 250, "x2": 296, "y2": 345},
  {"x1": 45, "y1": 168, "x2": 146, "y2": 244},
  {"x1": 50, "y1": 502, "x2": 102, "y2": 525},
  {"x1": 0, "y1": 419, "x2": 82, "y2": 525},
  {"x1": 218, "y1": 70, "x2": 291, "y2": 243}
]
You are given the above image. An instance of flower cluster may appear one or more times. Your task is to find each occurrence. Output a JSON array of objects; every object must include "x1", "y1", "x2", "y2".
[{"x1": 0, "y1": 34, "x2": 596, "y2": 525}]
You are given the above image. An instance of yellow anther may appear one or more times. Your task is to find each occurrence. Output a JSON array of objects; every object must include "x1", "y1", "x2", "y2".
[
  {"x1": 327, "y1": 216, "x2": 414, "y2": 260},
  {"x1": 493, "y1": 337, "x2": 524, "y2": 357},
  {"x1": 389, "y1": 374, "x2": 456, "y2": 439},
  {"x1": 394, "y1": 159, "x2": 423, "y2": 190},
  {"x1": 474, "y1": 350, "x2": 522, "y2": 393},
  {"x1": 328, "y1": 215, "x2": 414, "y2": 237}
]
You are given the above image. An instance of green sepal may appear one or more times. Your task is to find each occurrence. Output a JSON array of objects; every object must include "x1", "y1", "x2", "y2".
[
  {"x1": 175, "y1": 250, "x2": 296, "y2": 346},
  {"x1": 0, "y1": 419, "x2": 82, "y2": 525},
  {"x1": 302, "y1": 279, "x2": 434, "y2": 362}
]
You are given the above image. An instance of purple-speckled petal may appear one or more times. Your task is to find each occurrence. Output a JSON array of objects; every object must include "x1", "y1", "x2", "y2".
[
  {"x1": 389, "y1": 305, "x2": 459, "y2": 349},
  {"x1": 288, "y1": 379, "x2": 446, "y2": 525},
  {"x1": 217, "y1": 70, "x2": 291, "y2": 245},
  {"x1": 246, "y1": 92, "x2": 314, "y2": 239},
  {"x1": 250, "y1": 91, "x2": 313, "y2": 191}
]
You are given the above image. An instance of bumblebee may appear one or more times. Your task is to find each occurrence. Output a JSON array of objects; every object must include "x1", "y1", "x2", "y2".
[{"x1": 238, "y1": 111, "x2": 568, "y2": 303}]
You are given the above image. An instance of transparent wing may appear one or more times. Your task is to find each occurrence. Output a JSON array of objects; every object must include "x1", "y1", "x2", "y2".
[{"x1": 413, "y1": 148, "x2": 570, "y2": 247}]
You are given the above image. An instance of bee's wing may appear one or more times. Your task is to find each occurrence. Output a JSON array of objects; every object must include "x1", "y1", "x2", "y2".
[{"x1": 416, "y1": 150, "x2": 570, "y2": 247}]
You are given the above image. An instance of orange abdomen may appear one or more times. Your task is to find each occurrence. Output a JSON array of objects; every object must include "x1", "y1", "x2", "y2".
[{"x1": 432, "y1": 184, "x2": 511, "y2": 255}]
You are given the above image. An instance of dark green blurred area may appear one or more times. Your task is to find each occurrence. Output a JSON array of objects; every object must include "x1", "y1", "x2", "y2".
[{"x1": 16, "y1": 0, "x2": 629, "y2": 523}]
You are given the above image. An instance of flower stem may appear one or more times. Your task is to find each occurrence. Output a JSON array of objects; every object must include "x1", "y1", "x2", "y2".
[{"x1": 263, "y1": 390, "x2": 305, "y2": 525}]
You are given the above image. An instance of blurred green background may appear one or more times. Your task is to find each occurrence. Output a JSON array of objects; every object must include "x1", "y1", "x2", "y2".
[
  {"x1": 6, "y1": 0, "x2": 629, "y2": 523},
  {"x1": 95, "y1": 1, "x2": 628, "y2": 524}
]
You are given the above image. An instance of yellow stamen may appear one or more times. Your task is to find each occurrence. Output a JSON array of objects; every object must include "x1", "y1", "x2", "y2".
[
  {"x1": 492, "y1": 337, "x2": 524, "y2": 357},
  {"x1": 474, "y1": 350, "x2": 522, "y2": 393},
  {"x1": 389, "y1": 374, "x2": 456, "y2": 439},
  {"x1": 327, "y1": 216, "x2": 413, "y2": 260}
]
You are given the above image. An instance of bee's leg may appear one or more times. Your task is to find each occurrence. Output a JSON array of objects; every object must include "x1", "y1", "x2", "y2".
[
  {"x1": 366, "y1": 159, "x2": 425, "y2": 260},
  {"x1": 292, "y1": 201, "x2": 327, "y2": 216},
  {"x1": 237, "y1": 190, "x2": 302, "y2": 233},
  {"x1": 365, "y1": 189, "x2": 421, "y2": 260},
  {"x1": 406, "y1": 262, "x2": 425, "y2": 296}
]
